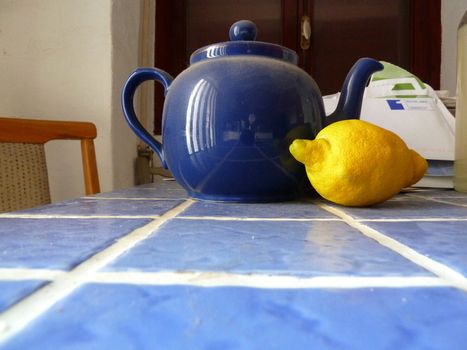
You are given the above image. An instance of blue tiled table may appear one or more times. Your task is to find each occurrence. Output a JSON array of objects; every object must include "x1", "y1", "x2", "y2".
[{"x1": 0, "y1": 180, "x2": 467, "y2": 349}]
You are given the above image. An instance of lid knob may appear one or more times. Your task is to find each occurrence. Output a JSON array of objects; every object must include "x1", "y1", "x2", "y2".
[{"x1": 229, "y1": 20, "x2": 257, "y2": 41}]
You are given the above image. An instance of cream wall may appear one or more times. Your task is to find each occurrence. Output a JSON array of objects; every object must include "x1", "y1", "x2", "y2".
[
  {"x1": 112, "y1": 0, "x2": 155, "y2": 189},
  {"x1": 441, "y1": 0, "x2": 467, "y2": 95},
  {"x1": 0, "y1": 0, "x2": 148, "y2": 201},
  {"x1": 111, "y1": 0, "x2": 141, "y2": 192}
]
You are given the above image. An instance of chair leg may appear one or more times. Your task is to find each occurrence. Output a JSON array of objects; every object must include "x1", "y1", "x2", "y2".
[{"x1": 81, "y1": 139, "x2": 100, "y2": 195}]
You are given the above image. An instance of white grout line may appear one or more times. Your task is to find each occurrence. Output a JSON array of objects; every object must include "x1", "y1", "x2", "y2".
[
  {"x1": 407, "y1": 193, "x2": 467, "y2": 208},
  {"x1": 82, "y1": 196, "x2": 185, "y2": 201},
  {"x1": 2, "y1": 213, "x2": 466, "y2": 222},
  {"x1": 177, "y1": 216, "x2": 342, "y2": 222},
  {"x1": 0, "y1": 269, "x2": 64, "y2": 281},
  {"x1": 177, "y1": 216, "x2": 467, "y2": 222},
  {"x1": 0, "y1": 199, "x2": 195, "y2": 343},
  {"x1": 1, "y1": 213, "x2": 465, "y2": 222},
  {"x1": 0, "y1": 267, "x2": 449, "y2": 289},
  {"x1": 86, "y1": 271, "x2": 449, "y2": 289},
  {"x1": 319, "y1": 204, "x2": 467, "y2": 292},
  {"x1": 358, "y1": 218, "x2": 467, "y2": 222},
  {"x1": 0, "y1": 214, "x2": 160, "y2": 219}
]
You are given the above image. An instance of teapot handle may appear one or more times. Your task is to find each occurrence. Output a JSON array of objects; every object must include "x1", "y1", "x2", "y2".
[{"x1": 121, "y1": 67, "x2": 174, "y2": 169}]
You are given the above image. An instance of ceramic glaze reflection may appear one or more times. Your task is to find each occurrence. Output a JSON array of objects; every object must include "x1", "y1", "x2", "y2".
[
  {"x1": 185, "y1": 78, "x2": 217, "y2": 155},
  {"x1": 204, "y1": 44, "x2": 228, "y2": 59}
]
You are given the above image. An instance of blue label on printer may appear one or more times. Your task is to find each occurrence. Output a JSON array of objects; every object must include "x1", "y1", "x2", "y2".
[
  {"x1": 386, "y1": 98, "x2": 434, "y2": 111},
  {"x1": 387, "y1": 99, "x2": 405, "y2": 110}
]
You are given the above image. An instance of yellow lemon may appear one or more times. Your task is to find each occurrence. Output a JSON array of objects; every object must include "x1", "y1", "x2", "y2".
[{"x1": 289, "y1": 120, "x2": 428, "y2": 206}]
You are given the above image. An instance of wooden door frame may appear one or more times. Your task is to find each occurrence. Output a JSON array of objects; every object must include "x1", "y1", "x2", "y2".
[{"x1": 153, "y1": 0, "x2": 441, "y2": 134}]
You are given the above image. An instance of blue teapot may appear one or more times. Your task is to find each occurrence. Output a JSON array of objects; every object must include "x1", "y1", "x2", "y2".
[{"x1": 122, "y1": 20, "x2": 383, "y2": 202}]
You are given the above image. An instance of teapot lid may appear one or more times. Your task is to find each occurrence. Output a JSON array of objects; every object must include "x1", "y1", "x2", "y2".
[{"x1": 190, "y1": 20, "x2": 298, "y2": 65}]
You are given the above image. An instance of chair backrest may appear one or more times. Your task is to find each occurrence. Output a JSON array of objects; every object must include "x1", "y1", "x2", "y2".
[{"x1": 0, "y1": 117, "x2": 100, "y2": 212}]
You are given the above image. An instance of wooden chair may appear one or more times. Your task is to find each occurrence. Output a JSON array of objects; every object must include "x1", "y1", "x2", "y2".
[{"x1": 0, "y1": 117, "x2": 100, "y2": 212}]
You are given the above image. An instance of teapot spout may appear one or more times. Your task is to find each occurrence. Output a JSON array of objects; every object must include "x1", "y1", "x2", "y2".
[{"x1": 325, "y1": 58, "x2": 383, "y2": 126}]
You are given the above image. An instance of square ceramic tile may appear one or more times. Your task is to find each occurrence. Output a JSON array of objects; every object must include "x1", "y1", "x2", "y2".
[
  {"x1": 0, "y1": 218, "x2": 150, "y2": 269},
  {"x1": 12, "y1": 198, "x2": 184, "y2": 217},
  {"x1": 429, "y1": 197, "x2": 467, "y2": 206},
  {"x1": 0, "y1": 281, "x2": 46, "y2": 312},
  {"x1": 366, "y1": 221, "x2": 467, "y2": 275},
  {"x1": 406, "y1": 189, "x2": 467, "y2": 199},
  {"x1": 336, "y1": 197, "x2": 467, "y2": 220},
  {"x1": 180, "y1": 200, "x2": 335, "y2": 219},
  {"x1": 136, "y1": 180, "x2": 179, "y2": 190},
  {"x1": 108, "y1": 218, "x2": 430, "y2": 276},
  {"x1": 93, "y1": 181, "x2": 186, "y2": 200},
  {"x1": 3, "y1": 284, "x2": 467, "y2": 350}
]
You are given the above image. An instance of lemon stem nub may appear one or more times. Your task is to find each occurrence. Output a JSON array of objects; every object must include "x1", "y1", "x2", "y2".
[{"x1": 289, "y1": 139, "x2": 329, "y2": 166}]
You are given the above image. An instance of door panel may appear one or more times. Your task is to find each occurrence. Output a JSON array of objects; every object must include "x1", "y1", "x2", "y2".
[
  {"x1": 186, "y1": 0, "x2": 283, "y2": 56},
  {"x1": 312, "y1": 0, "x2": 411, "y2": 95}
]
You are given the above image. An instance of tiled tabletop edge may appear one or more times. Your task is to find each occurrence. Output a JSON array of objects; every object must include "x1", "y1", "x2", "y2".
[
  {"x1": 0, "y1": 199, "x2": 196, "y2": 344},
  {"x1": 319, "y1": 203, "x2": 467, "y2": 292}
]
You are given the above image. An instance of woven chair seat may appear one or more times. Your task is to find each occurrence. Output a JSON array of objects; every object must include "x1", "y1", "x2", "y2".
[{"x1": 0, "y1": 143, "x2": 51, "y2": 212}]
